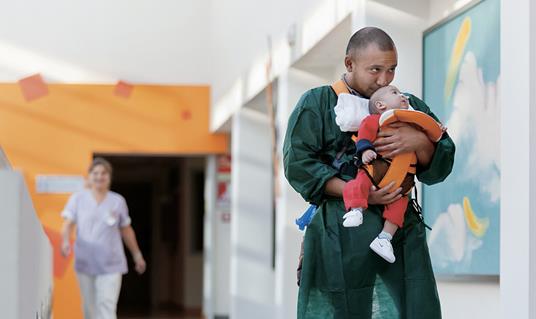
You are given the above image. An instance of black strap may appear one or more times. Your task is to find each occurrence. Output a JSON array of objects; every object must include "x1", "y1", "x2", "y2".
[
  {"x1": 410, "y1": 186, "x2": 432, "y2": 230},
  {"x1": 339, "y1": 162, "x2": 358, "y2": 177},
  {"x1": 358, "y1": 157, "x2": 381, "y2": 190}
]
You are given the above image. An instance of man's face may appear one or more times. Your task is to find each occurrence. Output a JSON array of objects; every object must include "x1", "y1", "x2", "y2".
[{"x1": 344, "y1": 43, "x2": 398, "y2": 98}]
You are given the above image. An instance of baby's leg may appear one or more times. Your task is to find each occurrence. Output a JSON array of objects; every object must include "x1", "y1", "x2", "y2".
[
  {"x1": 382, "y1": 219, "x2": 399, "y2": 237},
  {"x1": 342, "y1": 170, "x2": 372, "y2": 227},
  {"x1": 342, "y1": 170, "x2": 372, "y2": 210},
  {"x1": 370, "y1": 197, "x2": 409, "y2": 263},
  {"x1": 382, "y1": 196, "x2": 408, "y2": 230}
]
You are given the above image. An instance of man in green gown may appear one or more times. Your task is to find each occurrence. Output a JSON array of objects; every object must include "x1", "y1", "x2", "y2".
[{"x1": 283, "y1": 27, "x2": 455, "y2": 318}]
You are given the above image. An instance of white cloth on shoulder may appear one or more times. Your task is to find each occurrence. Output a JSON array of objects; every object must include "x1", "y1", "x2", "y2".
[{"x1": 334, "y1": 93, "x2": 370, "y2": 132}]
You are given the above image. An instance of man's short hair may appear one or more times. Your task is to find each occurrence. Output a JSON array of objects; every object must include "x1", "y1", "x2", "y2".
[{"x1": 346, "y1": 27, "x2": 395, "y2": 55}]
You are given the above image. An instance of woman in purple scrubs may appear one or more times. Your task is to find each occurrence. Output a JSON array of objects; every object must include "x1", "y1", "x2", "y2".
[{"x1": 60, "y1": 157, "x2": 146, "y2": 319}]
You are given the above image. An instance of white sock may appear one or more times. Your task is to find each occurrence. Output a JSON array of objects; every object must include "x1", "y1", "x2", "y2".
[{"x1": 378, "y1": 231, "x2": 392, "y2": 241}]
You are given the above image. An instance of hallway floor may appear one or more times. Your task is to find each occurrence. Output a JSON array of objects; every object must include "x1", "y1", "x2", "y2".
[
  {"x1": 120, "y1": 316, "x2": 200, "y2": 319},
  {"x1": 119, "y1": 309, "x2": 202, "y2": 319}
]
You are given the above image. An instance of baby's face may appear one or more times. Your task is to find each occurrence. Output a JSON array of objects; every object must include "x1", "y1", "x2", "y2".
[{"x1": 375, "y1": 85, "x2": 409, "y2": 111}]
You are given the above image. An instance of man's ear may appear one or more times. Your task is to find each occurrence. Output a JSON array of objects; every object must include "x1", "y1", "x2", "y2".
[{"x1": 344, "y1": 55, "x2": 353, "y2": 72}]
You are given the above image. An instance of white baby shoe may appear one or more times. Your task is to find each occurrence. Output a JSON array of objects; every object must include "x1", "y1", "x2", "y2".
[
  {"x1": 370, "y1": 237, "x2": 395, "y2": 263},
  {"x1": 342, "y1": 208, "x2": 363, "y2": 227}
]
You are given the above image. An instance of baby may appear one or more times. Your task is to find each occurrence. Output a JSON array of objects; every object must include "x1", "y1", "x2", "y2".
[{"x1": 342, "y1": 85, "x2": 444, "y2": 263}]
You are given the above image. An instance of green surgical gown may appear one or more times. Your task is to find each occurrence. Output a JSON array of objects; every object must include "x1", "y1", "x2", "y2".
[{"x1": 283, "y1": 86, "x2": 455, "y2": 319}]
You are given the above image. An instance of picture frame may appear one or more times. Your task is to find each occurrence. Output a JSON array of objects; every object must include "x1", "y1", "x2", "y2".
[{"x1": 422, "y1": 0, "x2": 500, "y2": 275}]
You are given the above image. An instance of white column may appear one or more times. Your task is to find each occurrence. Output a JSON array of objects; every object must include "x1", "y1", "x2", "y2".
[
  {"x1": 230, "y1": 108, "x2": 274, "y2": 319},
  {"x1": 500, "y1": 0, "x2": 536, "y2": 318},
  {"x1": 203, "y1": 155, "x2": 216, "y2": 318},
  {"x1": 203, "y1": 155, "x2": 232, "y2": 319},
  {"x1": 274, "y1": 69, "x2": 328, "y2": 319}
]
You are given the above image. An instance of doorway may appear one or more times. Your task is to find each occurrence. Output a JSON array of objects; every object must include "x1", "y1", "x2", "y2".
[{"x1": 94, "y1": 155, "x2": 205, "y2": 317}]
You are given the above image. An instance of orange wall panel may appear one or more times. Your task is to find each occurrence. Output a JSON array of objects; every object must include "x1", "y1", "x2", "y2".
[{"x1": 0, "y1": 83, "x2": 228, "y2": 318}]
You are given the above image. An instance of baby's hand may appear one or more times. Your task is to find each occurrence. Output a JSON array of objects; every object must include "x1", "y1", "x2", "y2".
[{"x1": 362, "y1": 149, "x2": 377, "y2": 164}]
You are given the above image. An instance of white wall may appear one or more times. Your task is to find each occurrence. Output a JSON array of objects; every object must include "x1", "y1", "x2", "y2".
[
  {"x1": 210, "y1": 0, "x2": 358, "y2": 132},
  {"x1": 501, "y1": 0, "x2": 536, "y2": 318},
  {"x1": 436, "y1": 277, "x2": 499, "y2": 319},
  {"x1": 0, "y1": 0, "x2": 346, "y2": 109},
  {"x1": 429, "y1": 0, "x2": 474, "y2": 25},
  {"x1": 0, "y1": 169, "x2": 53, "y2": 318},
  {"x1": 366, "y1": 0, "x2": 428, "y2": 95},
  {"x1": 0, "y1": 172, "x2": 17, "y2": 319},
  {"x1": 0, "y1": 0, "x2": 479, "y2": 96},
  {"x1": 0, "y1": 0, "x2": 357, "y2": 100},
  {"x1": 230, "y1": 108, "x2": 274, "y2": 319},
  {"x1": 0, "y1": 0, "x2": 211, "y2": 84},
  {"x1": 437, "y1": 277, "x2": 500, "y2": 319},
  {"x1": 209, "y1": 0, "x2": 327, "y2": 102}
]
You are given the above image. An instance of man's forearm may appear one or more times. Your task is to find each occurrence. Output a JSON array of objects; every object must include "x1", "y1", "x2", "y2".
[
  {"x1": 415, "y1": 138, "x2": 435, "y2": 167},
  {"x1": 325, "y1": 177, "x2": 346, "y2": 197}
]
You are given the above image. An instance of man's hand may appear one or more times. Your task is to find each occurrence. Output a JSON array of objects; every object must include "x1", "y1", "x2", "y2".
[
  {"x1": 373, "y1": 122, "x2": 435, "y2": 166},
  {"x1": 367, "y1": 181, "x2": 402, "y2": 205},
  {"x1": 362, "y1": 149, "x2": 377, "y2": 164}
]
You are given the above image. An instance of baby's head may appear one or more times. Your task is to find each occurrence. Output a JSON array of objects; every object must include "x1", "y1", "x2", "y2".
[{"x1": 368, "y1": 85, "x2": 409, "y2": 114}]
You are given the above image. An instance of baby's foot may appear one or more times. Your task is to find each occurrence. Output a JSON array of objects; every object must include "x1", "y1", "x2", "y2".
[
  {"x1": 370, "y1": 237, "x2": 395, "y2": 263},
  {"x1": 343, "y1": 208, "x2": 363, "y2": 227}
]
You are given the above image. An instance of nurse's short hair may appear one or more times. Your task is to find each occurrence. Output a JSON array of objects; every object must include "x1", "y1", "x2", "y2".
[
  {"x1": 346, "y1": 27, "x2": 395, "y2": 55},
  {"x1": 88, "y1": 157, "x2": 113, "y2": 175}
]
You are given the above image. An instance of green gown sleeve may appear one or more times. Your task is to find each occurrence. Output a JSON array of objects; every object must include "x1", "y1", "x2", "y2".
[
  {"x1": 283, "y1": 90, "x2": 339, "y2": 205},
  {"x1": 408, "y1": 94, "x2": 456, "y2": 185}
]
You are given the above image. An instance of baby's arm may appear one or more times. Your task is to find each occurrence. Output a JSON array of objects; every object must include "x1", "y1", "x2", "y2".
[{"x1": 356, "y1": 115, "x2": 380, "y2": 163}]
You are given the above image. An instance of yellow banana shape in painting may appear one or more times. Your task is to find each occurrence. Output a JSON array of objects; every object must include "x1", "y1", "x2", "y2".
[
  {"x1": 445, "y1": 17, "x2": 471, "y2": 104},
  {"x1": 463, "y1": 196, "x2": 489, "y2": 238}
]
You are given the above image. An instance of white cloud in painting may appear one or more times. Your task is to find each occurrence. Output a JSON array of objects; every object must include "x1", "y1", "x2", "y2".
[
  {"x1": 428, "y1": 203, "x2": 482, "y2": 269},
  {"x1": 446, "y1": 52, "x2": 501, "y2": 202}
]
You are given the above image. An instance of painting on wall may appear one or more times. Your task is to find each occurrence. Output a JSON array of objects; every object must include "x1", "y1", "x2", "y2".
[{"x1": 422, "y1": 0, "x2": 500, "y2": 275}]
